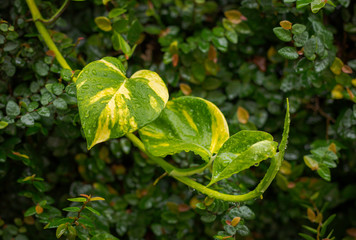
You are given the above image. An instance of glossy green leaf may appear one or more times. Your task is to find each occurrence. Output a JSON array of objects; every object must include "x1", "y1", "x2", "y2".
[
  {"x1": 56, "y1": 224, "x2": 67, "y2": 239},
  {"x1": 95, "y1": 16, "x2": 112, "y2": 32},
  {"x1": 86, "y1": 206, "x2": 101, "y2": 215},
  {"x1": 292, "y1": 24, "x2": 306, "y2": 35},
  {"x1": 108, "y1": 8, "x2": 126, "y2": 18},
  {"x1": 24, "y1": 206, "x2": 36, "y2": 217},
  {"x1": 76, "y1": 57, "x2": 169, "y2": 149},
  {"x1": 320, "y1": 214, "x2": 336, "y2": 236},
  {"x1": 139, "y1": 96, "x2": 229, "y2": 162},
  {"x1": 21, "y1": 113, "x2": 35, "y2": 126},
  {"x1": 67, "y1": 197, "x2": 87, "y2": 202},
  {"x1": 112, "y1": 32, "x2": 131, "y2": 55},
  {"x1": 294, "y1": 31, "x2": 309, "y2": 47},
  {"x1": 44, "y1": 218, "x2": 72, "y2": 229},
  {"x1": 317, "y1": 165, "x2": 331, "y2": 181},
  {"x1": 0, "y1": 121, "x2": 9, "y2": 129},
  {"x1": 209, "y1": 130, "x2": 278, "y2": 185},
  {"x1": 225, "y1": 30, "x2": 238, "y2": 44},
  {"x1": 273, "y1": 27, "x2": 292, "y2": 42},
  {"x1": 299, "y1": 233, "x2": 315, "y2": 240},
  {"x1": 62, "y1": 207, "x2": 80, "y2": 212},
  {"x1": 296, "y1": 0, "x2": 313, "y2": 8},
  {"x1": 311, "y1": 0, "x2": 326, "y2": 13},
  {"x1": 278, "y1": 47, "x2": 299, "y2": 60},
  {"x1": 6, "y1": 100, "x2": 20, "y2": 117}
]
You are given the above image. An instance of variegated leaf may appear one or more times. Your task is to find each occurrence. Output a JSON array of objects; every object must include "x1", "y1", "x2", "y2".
[
  {"x1": 208, "y1": 131, "x2": 278, "y2": 186},
  {"x1": 76, "y1": 57, "x2": 169, "y2": 149},
  {"x1": 139, "y1": 96, "x2": 229, "y2": 161}
]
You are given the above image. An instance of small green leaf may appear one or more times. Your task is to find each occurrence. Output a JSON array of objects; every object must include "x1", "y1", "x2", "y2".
[
  {"x1": 44, "y1": 218, "x2": 72, "y2": 229},
  {"x1": 60, "y1": 68, "x2": 72, "y2": 82},
  {"x1": 235, "y1": 206, "x2": 255, "y2": 220},
  {"x1": 21, "y1": 113, "x2": 35, "y2": 127},
  {"x1": 292, "y1": 24, "x2": 306, "y2": 35},
  {"x1": 34, "y1": 61, "x2": 49, "y2": 76},
  {"x1": 52, "y1": 83, "x2": 64, "y2": 96},
  {"x1": 236, "y1": 225, "x2": 250, "y2": 236},
  {"x1": 317, "y1": 165, "x2": 331, "y2": 181},
  {"x1": 273, "y1": 27, "x2": 292, "y2": 42},
  {"x1": 24, "y1": 206, "x2": 36, "y2": 217},
  {"x1": 108, "y1": 8, "x2": 127, "y2": 18},
  {"x1": 67, "y1": 225, "x2": 77, "y2": 239},
  {"x1": 38, "y1": 107, "x2": 50, "y2": 117},
  {"x1": 62, "y1": 207, "x2": 81, "y2": 212},
  {"x1": 0, "y1": 121, "x2": 9, "y2": 129},
  {"x1": 326, "y1": 0, "x2": 336, "y2": 6},
  {"x1": 95, "y1": 16, "x2": 112, "y2": 31},
  {"x1": 302, "y1": 225, "x2": 318, "y2": 234},
  {"x1": 320, "y1": 214, "x2": 336, "y2": 236},
  {"x1": 112, "y1": 32, "x2": 131, "y2": 55},
  {"x1": 212, "y1": 37, "x2": 228, "y2": 52},
  {"x1": 299, "y1": 233, "x2": 315, "y2": 240},
  {"x1": 296, "y1": 0, "x2": 313, "y2": 8},
  {"x1": 224, "y1": 225, "x2": 236, "y2": 235},
  {"x1": 127, "y1": 20, "x2": 143, "y2": 44},
  {"x1": 209, "y1": 131, "x2": 278, "y2": 185},
  {"x1": 139, "y1": 96, "x2": 229, "y2": 162},
  {"x1": 85, "y1": 206, "x2": 101, "y2": 215},
  {"x1": 278, "y1": 47, "x2": 299, "y2": 60},
  {"x1": 56, "y1": 224, "x2": 67, "y2": 239},
  {"x1": 311, "y1": 0, "x2": 326, "y2": 13},
  {"x1": 225, "y1": 30, "x2": 238, "y2": 44},
  {"x1": 67, "y1": 197, "x2": 87, "y2": 202},
  {"x1": 6, "y1": 100, "x2": 20, "y2": 117},
  {"x1": 53, "y1": 98, "x2": 68, "y2": 110}
]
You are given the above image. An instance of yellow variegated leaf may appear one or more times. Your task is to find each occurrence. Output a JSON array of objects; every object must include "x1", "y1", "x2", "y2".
[
  {"x1": 139, "y1": 96, "x2": 229, "y2": 162},
  {"x1": 76, "y1": 57, "x2": 169, "y2": 149}
]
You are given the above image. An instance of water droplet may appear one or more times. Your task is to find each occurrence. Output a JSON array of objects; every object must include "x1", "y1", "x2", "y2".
[
  {"x1": 97, "y1": 84, "x2": 104, "y2": 90},
  {"x1": 103, "y1": 72, "x2": 108, "y2": 77},
  {"x1": 78, "y1": 96, "x2": 84, "y2": 101},
  {"x1": 85, "y1": 111, "x2": 90, "y2": 118},
  {"x1": 82, "y1": 85, "x2": 89, "y2": 89},
  {"x1": 84, "y1": 70, "x2": 89, "y2": 74},
  {"x1": 254, "y1": 162, "x2": 260, "y2": 167},
  {"x1": 92, "y1": 70, "x2": 97, "y2": 75}
]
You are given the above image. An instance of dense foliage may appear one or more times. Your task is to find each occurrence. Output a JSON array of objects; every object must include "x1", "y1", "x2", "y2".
[{"x1": 1, "y1": 0, "x2": 356, "y2": 239}]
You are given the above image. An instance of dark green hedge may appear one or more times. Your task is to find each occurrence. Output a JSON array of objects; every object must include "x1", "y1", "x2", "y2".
[{"x1": 0, "y1": 0, "x2": 355, "y2": 239}]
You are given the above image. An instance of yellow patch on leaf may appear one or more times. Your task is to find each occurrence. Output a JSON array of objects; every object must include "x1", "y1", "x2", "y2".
[
  {"x1": 35, "y1": 205, "x2": 43, "y2": 214},
  {"x1": 280, "y1": 20, "x2": 292, "y2": 30},
  {"x1": 307, "y1": 208, "x2": 316, "y2": 222},
  {"x1": 231, "y1": 217, "x2": 241, "y2": 227},
  {"x1": 237, "y1": 106, "x2": 249, "y2": 124},
  {"x1": 224, "y1": 10, "x2": 242, "y2": 24},
  {"x1": 179, "y1": 83, "x2": 192, "y2": 95}
]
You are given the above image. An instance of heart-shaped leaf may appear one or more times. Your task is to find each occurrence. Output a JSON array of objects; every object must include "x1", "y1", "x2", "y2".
[
  {"x1": 208, "y1": 131, "x2": 278, "y2": 186},
  {"x1": 76, "y1": 57, "x2": 169, "y2": 149},
  {"x1": 139, "y1": 96, "x2": 229, "y2": 161}
]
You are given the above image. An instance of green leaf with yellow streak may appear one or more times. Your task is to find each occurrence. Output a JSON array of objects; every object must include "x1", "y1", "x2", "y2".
[
  {"x1": 139, "y1": 96, "x2": 229, "y2": 162},
  {"x1": 76, "y1": 57, "x2": 169, "y2": 149}
]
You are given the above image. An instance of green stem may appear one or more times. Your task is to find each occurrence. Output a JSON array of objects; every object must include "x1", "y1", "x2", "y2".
[
  {"x1": 126, "y1": 133, "x2": 284, "y2": 202},
  {"x1": 26, "y1": 0, "x2": 72, "y2": 71},
  {"x1": 40, "y1": 0, "x2": 71, "y2": 25},
  {"x1": 169, "y1": 157, "x2": 213, "y2": 177}
]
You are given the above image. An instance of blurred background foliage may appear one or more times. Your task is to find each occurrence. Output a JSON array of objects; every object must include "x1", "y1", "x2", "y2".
[{"x1": 0, "y1": 0, "x2": 356, "y2": 239}]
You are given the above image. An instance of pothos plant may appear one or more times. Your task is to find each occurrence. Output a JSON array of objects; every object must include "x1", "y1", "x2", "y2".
[
  {"x1": 74, "y1": 56, "x2": 290, "y2": 202},
  {"x1": 25, "y1": 0, "x2": 290, "y2": 204}
]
